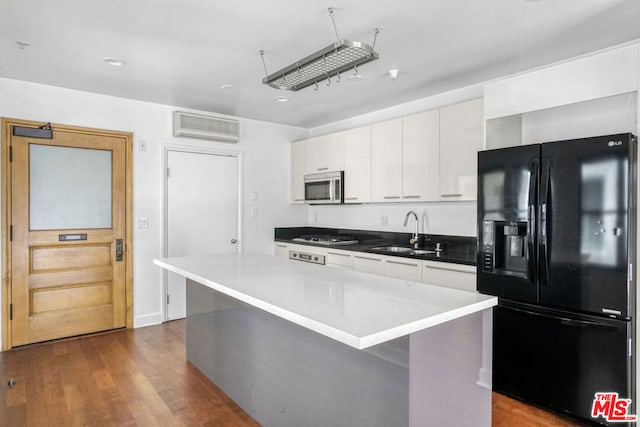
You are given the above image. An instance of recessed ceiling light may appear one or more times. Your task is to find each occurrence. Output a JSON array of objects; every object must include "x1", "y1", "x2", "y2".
[
  {"x1": 220, "y1": 83, "x2": 233, "y2": 89},
  {"x1": 103, "y1": 57, "x2": 126, "y2": 67},
  {"x1": 274, "y1": 96, "x2": 289, "y2": 102}
]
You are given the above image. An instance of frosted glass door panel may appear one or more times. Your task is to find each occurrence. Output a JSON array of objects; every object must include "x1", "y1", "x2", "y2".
[{"x1": 30, "y1": 144, "x2": 112, "y2": 230}]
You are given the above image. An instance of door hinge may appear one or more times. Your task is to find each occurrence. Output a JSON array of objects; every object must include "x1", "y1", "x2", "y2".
[
  {"x1": 166, "y1": 294, "x2": 170, "y2": 305},
  {"x1": 9, "y1": 225, "x2": 12, "y2": 242},
  {"x1": 9, "y1": 303, "x2": 12, "y2": 321},
  {"x1": 9, "y1": 145, "x2": 12, "y2": 162},
  {"x1": 166, "y1": 167, "x2": 170, "y2": 178}
]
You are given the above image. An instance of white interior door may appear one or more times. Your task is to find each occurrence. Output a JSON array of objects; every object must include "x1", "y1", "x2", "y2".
[{"x1": 166, "y1": 150, "x2": 239, "y2": 320}]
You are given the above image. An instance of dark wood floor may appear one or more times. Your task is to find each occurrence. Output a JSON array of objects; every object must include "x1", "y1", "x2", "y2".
[{"x1": 1, "y1": 320, "x2": 584, "y2": 426}]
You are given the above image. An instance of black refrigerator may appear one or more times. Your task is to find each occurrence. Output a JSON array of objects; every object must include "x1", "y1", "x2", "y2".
[{"x1": 477, "y1": 133, "x2": 637, "y2": 425}]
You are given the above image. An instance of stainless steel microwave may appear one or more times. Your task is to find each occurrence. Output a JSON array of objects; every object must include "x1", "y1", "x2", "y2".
[{"x1": 304, "y1": 171, "x2": 343, "y2": 204}]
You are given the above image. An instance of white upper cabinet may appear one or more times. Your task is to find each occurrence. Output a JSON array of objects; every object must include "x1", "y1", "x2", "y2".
[
  {"x1": 344, "y1": 125, "x2": 372, "y2": 203},
  {"x1": 305, "y1": 132, "x2": 345, "y2": 174},
  {"x1": 291, "y1": 141, "x2": 306, "y2": 203},
  {"x1": 402, "y1": 109, "x2": 439, "y2": 202},
  {"x1": 371, "y1": 118, "x2": 403, "y2": 202},
  {"x1": 439, "y1": 98, "x2": 484, "y2": 201}
]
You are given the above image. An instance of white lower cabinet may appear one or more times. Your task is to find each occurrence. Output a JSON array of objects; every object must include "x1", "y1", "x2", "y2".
[
  {"x1": 277, "y1": 242, "x2": 475, "y2": 290},
  {"x1": 274, "y1": 242, "x2": 289, "y2": 257},
  {"x1": 422, "y1": 260, "x2": 476, "y2": 292},
  {"x1": 353, "y1": 253, "x2": 385, "y2": 276},
  {"x1": 384, "y1": 257, "x2": 422, "y2": 281},
  {"x1": 326, "y1": 249, "x2": 354, "y2": 269}
]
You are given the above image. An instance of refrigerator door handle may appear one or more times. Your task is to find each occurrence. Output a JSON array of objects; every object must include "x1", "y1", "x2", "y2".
[
  {"x1": 539, "y1": 159, "x2": 551, "y2": 286},
  {"x1": 527, "y1": 160, "x2": 538, "y2": 285}
]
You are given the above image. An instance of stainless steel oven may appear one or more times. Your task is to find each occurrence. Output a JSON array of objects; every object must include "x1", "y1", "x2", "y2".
[
  {"x1": 288, "y1": 250, "x2": 325, "y2": 265},
  {"x1": 304, "y1": 171, "x2": 343, "y2": 204}
]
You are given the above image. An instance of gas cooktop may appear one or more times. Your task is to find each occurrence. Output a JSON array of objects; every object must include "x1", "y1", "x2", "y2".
[{"x1": 291, "y1": 234, "x2": 359, "y2": 245}]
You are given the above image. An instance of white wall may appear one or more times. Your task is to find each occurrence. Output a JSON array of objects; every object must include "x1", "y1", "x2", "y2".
[
  {"x1": 307, "y1": 83, "x2": 484, "y2": 237},
  {"x1": 309, "y1": 202, "x2": 476, "y2": 237},
  {"x1": 0, "y1": 78, "x2": 308, "y2": 337}
]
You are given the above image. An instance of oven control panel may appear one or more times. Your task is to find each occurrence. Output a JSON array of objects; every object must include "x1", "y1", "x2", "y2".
[{"x1": 289, "y1": 250, "x2": 326, "y2": 265}]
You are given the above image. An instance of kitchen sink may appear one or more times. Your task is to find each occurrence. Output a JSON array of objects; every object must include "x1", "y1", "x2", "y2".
[
  {"x1": 410, "y1": 249, "x2": 435, "y2": 255},
  {"x1": 370, "y1": 246, "x2": 436, "y2": 256},
  {"x1": 372, "y1": 246, "x2": 413, "y2": 253}
]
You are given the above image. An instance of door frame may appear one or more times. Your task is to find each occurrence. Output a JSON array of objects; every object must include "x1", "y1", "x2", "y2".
[
  {"x1": 1, "y1": 117, "x2": 134, "y2": 350},
  {"x1": 161, "y1": 144, "x2": 243, "y2": 322}
]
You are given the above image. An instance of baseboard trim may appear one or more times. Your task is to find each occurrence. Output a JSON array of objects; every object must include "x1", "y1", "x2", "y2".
[{"x1": 134, "y1": 312, "x2": 162, "y2": 328}]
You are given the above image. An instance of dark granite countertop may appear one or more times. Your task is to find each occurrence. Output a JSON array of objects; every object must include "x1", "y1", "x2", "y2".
[{"x1": 275, "y1": 227, "x2": 477, "y2": 266}]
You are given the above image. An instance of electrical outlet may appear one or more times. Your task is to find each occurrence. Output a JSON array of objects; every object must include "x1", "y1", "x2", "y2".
[
  {"x1": 252, "y1": 191, "x2": 258, "y2": 201},
  {"x1": 381, "y1": 216, "x2": 389, "y2": 226},
  {"x1": 137, "y1": 217, "x2": 149, "y2": 229}
]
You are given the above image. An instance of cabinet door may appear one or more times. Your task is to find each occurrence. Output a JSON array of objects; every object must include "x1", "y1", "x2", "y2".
[
  {"x1": 439, "y1": 98, "x2": 484, "y2": 201},
  {"x1": 291, "y1": 141, "x2": 306, "y2": 203},
  {"x1": 371, "y1": 118, "x2": 403, "y2": 202},
  {"x1": 274, "y1": 242, "x2": 289, "y2": 257},
  {"x1": 306, "y1": 132, "x2": 345, "y2": 174},
  {"x1": 422, "y1": 260, "x2": 476, "y2": 292},
  {"x1": 353, "y1": 253, "x2": 385, "y2": 275},
  {"x1": 344, "y1": 126, "x2": 371, "y2": 203},
  {"x1": 326, "y1": 249, "x2": 354, "y2": 269},
  {"x1": 385, "y1": 257, "x2": 422, "y2": 281},
  {"x1": 402, "y1": 110, "x2": 439, "y2": 202}
]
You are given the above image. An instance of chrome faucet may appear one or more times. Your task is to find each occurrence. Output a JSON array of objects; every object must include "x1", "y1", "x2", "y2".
[{"x1": 403, "y1": 210, "x2": 420, "y2": 249}]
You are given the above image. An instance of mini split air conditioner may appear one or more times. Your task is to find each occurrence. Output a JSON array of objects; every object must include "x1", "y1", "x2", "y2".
[{"x1": 173, "y1": 111, "x2": 239, "y2": 143}]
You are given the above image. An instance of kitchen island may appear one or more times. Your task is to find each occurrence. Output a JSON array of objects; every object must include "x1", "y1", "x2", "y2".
[{"x1": 154, "y1": 253, "x2": 497, "y2": 427}]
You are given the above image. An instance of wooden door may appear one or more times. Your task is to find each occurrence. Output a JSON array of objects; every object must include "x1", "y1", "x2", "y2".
[{"x1": 4, "y1": 119, "x2": 132, "y2": 347}]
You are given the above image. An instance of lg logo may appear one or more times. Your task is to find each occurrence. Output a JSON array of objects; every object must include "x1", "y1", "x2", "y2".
[{"x1": 608, "y1": 140, "x2": 623, "y2": 146}]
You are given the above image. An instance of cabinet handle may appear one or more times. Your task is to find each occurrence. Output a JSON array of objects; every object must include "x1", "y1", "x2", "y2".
[
  {"x1": 355, "y1": 255, "x2": 382, "y2": 261},
  {"x1": 386, "y1": 260, "x2": 418, "y2": 267},
  {"x1": 441, "y1": 193, "x2": 463, "y2": 198},
  {"x1": 383, "y1": 196, "x2": 401, "y2": 200},
  {"x1": 328, "y1": 251, "x2": 350, "y2": 257},
  {"x1": 317, "y1": 167, "x2": 329, "y2": 171},
  {"x1": 293, "y1": 198, "x2": 305, "y2": 202},
  {"x1": 276, "y1": 244, "x2": 288, "y2": 248},
  {"x1": 403, "y1": 195, "x2": 421, "y2": 199},
  {"x1": 344, "y1": 197, "x2": 358, "y2": 201}
]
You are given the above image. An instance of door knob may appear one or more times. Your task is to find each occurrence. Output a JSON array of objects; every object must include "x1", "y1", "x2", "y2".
[{"x1": 231, "y1": 239, "x2": 237, "y2": 244}]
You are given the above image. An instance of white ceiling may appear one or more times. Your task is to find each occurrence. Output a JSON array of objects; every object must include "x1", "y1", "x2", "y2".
[{"x1": 1, "y1": 0, "x2": 639, "y2": 128}]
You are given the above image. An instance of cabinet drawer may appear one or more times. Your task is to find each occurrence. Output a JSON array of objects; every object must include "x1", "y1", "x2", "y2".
[
  {"x1": 327, "y1": 249, "x2": 354, "y2": 269},
  {"x1": 274, "y1": 242, "x2": 289, "y2": 258},
  {"x1": 353, "y1": 254, "x2": 385, "y2": 275},
  {"x1": 384, "y1": 257, "x2": 422, "y2": 281},
  {"x1": 423, "y1": 260, "x2": 476, "y2": 292}
]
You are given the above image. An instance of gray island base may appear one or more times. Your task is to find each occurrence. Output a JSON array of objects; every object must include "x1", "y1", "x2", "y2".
[{"x1": 154, "y1": 254, "x2": 495, "y2": 427}]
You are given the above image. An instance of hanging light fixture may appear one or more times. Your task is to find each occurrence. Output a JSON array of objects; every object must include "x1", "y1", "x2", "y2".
[{"x1": 260, "y1": 8, "x2": 380, "y2": 92}]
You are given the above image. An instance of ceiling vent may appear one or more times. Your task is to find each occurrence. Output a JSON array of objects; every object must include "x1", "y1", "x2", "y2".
[{"x1": 173, "y1": 111, "x2": 239, "y2": 143}]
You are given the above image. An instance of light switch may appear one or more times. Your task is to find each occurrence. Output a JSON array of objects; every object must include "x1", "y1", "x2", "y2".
[
  {"x1": 138, "y1": 140, "x2": 147, "y2": 152},
  {"x1": 252, "y1": 191, "x2": 258, "y2": 201},
  {"x1": 251, "y1": 208, "x2": 258, "y2": 218}
]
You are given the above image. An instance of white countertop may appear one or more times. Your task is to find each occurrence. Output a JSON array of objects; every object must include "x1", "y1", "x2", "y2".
[{"x1": 154, "y1": 253, "x2": 497, "y2": 350}]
